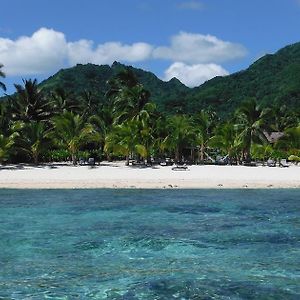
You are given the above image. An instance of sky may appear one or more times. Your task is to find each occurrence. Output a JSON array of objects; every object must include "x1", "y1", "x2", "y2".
[{"x1": 1, "y1": 0, "x2": 300, "y2": 94}]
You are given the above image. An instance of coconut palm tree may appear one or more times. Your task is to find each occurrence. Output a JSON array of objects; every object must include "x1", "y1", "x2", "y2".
[
  {"x1": 0, "y1": 101, "x2": 10, "y2": 135},
  {"x1": 275, "y1": 124, "x2": 300, "y2": 154},
  {"x1": 0, "y1": 64, "x2": 6, "y2": 92},
  {"x1": 235, "y1": 98, "x2": 270, "y2": 161},
  {"x1": 51, "y1": 112, "x2": 99, "y2": 164},
  {"x1": 9, "y1": 79, "x2": 53, "y2": 122},
  {"x1": 250, "y1": 143, "x2": 274, "y2": 165},
  {"x1": 0, "y1": 133, "x2": 18, "y2": 164},
  {"x1": 50, "y1": 87, "x2": 80, "y2": 115},
  {"x1": 163, "y1": 115, "x2": 195, "y2": 162},
  {"x1": 80, "y1": 90, "x2": 101, "y2": 118},
  {"x1": 15, "y1": 121, "x2": 52, "y2": 165},
  {"x1": 209, "y1": 122, "x2": 242, "y2": 163},
  {"x1": 107, "y1": 68, "x2": 151, "y2": 124},
  {"x1": 193, "y1": 110, "x2": 216, "y2": 163},
  {"x1": 105, "y1": 120, "x2": 146, "y2": 165}
]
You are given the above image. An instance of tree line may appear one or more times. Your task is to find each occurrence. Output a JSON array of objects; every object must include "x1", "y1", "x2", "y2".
[{"x1": 0, "y1": 65, "x2": 299, "y2": 165}]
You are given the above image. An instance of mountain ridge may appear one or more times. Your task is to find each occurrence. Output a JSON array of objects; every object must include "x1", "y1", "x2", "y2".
[{"x1": 6, "y1": 41, "x2": 300, "y2": 116}]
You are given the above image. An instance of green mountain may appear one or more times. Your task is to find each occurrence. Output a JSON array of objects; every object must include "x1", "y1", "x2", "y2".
[
  {"x1": 187, "y1": 42, "x2": 300, "y2": 116},
  {"x1": 40, "y1": 61, "x2": 190, "y2": 112},
  {"x1": 38, "y1": 42, "x2": 300, "y2": 116}
]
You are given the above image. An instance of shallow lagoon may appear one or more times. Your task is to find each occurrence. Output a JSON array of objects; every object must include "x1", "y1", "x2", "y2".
[{"x1": 0, "y1": 189, "x2": 299, "y2": 299}]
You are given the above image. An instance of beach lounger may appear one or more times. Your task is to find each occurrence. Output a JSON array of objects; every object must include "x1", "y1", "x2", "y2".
[
  {"x1": 172, "y1": 164, "x2": 189, "y2": 171},
  {"x1": 279, "y1": 159, "x2": 289, "y2": 167},
  {"x1": 88, "y1": 157, "x2": 95, "y2": 166},
  {"x1": 267, "y1": 159, "x2": 276, "y2": 167}
]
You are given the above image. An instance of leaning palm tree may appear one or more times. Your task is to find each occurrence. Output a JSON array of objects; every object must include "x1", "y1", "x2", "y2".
[
  {"x1": 0, "y1": 64, "x2": 6, "y2": 92},
  {"x1": 52, "y1": 112, "x2": 99, "y2": 164},
  {"x1": 235, "y1": 98, "x2": 270, "y2": 161}
]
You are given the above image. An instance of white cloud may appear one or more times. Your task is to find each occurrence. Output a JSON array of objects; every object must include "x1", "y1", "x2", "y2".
[
  {"x1": 0, "y1": 28, "x2": 246, "y2": 80},
  {"x1": 153, "y1": 31, "x2": 247, "y2": 64},
  {"x1": 177, "y1": 1, "x2": 204, "y2": 10},
  {"x1": 0, "y1": 28, "x2": 67, "y2": 75},
  {"x1": 163, "y1": 62, "x2": 229, "y2": 87},
  {"x1": 0, "y1": 28, "x2": 153, "y2": 76}
]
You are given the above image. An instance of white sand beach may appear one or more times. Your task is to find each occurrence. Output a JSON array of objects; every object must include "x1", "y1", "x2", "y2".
[{"x1": 0, "y1": 162, "x2": 299, "y2": 189}]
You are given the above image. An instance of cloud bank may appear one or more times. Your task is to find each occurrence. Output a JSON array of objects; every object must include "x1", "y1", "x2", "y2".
[
  {"x1": 153, "y1": 31, "x2": 247, "y2": 64},
  {"x1": 164, "y1": 62, "x2": 229, "y2": 87},
  {"x1": 0, "y1": 28, "x2": 67, "y2": 75},
  {"x1": 0, "y1": 28, "x2": 247, "y2": 87}
]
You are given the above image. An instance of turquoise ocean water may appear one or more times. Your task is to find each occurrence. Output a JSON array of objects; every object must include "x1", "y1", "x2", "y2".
[{"x1": 0, "y1": 189, "x2": 299, "y2": 299}]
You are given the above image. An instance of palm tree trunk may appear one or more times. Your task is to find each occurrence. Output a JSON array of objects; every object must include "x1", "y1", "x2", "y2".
[
  {"x1": 175, "y1": 148, "x2": 180, "y2": 162},
  {"x1": 200, "y1": 143, "x2": 204, "y2": 161},
  {"x1": 34, "y1": 154, "x2": 38, "y2": 165},
  {"x1": 72, "y1": 153, "x2": 77, "y2": 165}
]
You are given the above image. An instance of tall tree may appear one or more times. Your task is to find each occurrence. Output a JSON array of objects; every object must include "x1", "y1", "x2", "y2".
[
  {"x1": 209, "y1": 122, "x2": 242, "y2": 164},
  {"x1": 235, "y1": 99, "x2": 270, "y2": 161},
  {"x1": 107, "y1": 68, "x2": 151, "y2": 124},
  {"x1": 163, "y1": 115, "x2": 195, "y2": 162},
  {"x1": 9, "y1": 79, "x2": 53, "y2": 122},
  {"x1": 50, "y1": 87, "x2": 81, "y2": 115},
  {"x1": 193, "y1": 110, "x2": 216, "y2": 162}
]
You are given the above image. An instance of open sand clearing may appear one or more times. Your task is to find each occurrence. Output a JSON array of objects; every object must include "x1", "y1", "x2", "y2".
[{"x1": 0, "y1": 162, "x2": 299, "y2": 189}]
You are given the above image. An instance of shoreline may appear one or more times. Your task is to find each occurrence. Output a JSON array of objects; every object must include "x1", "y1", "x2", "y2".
[{"x1": 0, "y1": 162, "x2": 299, "y2": 189}]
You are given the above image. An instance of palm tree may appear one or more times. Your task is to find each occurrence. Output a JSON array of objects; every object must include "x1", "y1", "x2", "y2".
[
  {"x1": 0, "y1": 101, "x2": 10, "y2": 135},
  {"x1": 0, "y1": 133, "x2": 17, "y2": 164},
  {"x1": 50, "y1": 87, "x2": 80, "y2": 115},
  {"x1": 209, "y1": 122, "x2": 242, "y2": 163},
  {"x1": 235, "y1": 98, "x2": 270, "y2": 161},
  {"x1": 275, "y1": 124, "x2": 300, "y2": 154},
  {"x1": 80, "y1": 90, "x2": 101, "y2": 118},
  {"x1": 250, "y1": 143, "x2": 274, "y2": 165},
  {"x1": 107, "y1": 68, "x2": 151, "y2": 124},
  {"x1": 105, "y1": 120, "x2": 146, "y2": 165},
  {"x1": 163, "y1": 115, "x2": 195, "y2": 162},
  {"x1": 15, "y1": 121, "x2": 52, "y2": 165},
  {"x1": 52, "y1": 112, "x2": 99, "y2": 164},
  {"x1": 9, "y1": 79, "x2": 53, "y2": 122},
  {"x1": 0, "y1": 64, "x2": 6, "y2": 92},
  {"x1": 193, "y1": 110, "x2": 216, "y2": 163}
]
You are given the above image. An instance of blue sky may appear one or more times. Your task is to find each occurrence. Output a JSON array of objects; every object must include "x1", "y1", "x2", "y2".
[{"x1": 1, "y1": 0, "x2": 300, "y2": 94}]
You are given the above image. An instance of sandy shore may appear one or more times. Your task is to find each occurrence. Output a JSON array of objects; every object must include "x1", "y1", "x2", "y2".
[{"x1": 0, "y1": 161, "x2": 299, "y2": 189}]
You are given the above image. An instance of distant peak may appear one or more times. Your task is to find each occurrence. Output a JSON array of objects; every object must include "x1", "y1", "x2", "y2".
[
  {"x1": 169, "y1": 77, "x2": 180, "y2": 82},
  {"x1": 168, "y1": 77, "x2": 186, "y2": 86},
  {"x1": 111, "y1": 61, "x2": 123, "y2": 68}
]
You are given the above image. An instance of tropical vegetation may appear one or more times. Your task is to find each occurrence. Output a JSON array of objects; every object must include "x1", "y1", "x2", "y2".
[{"x1": 0, "y1": 42, "x2": 299, "y2": 166}]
